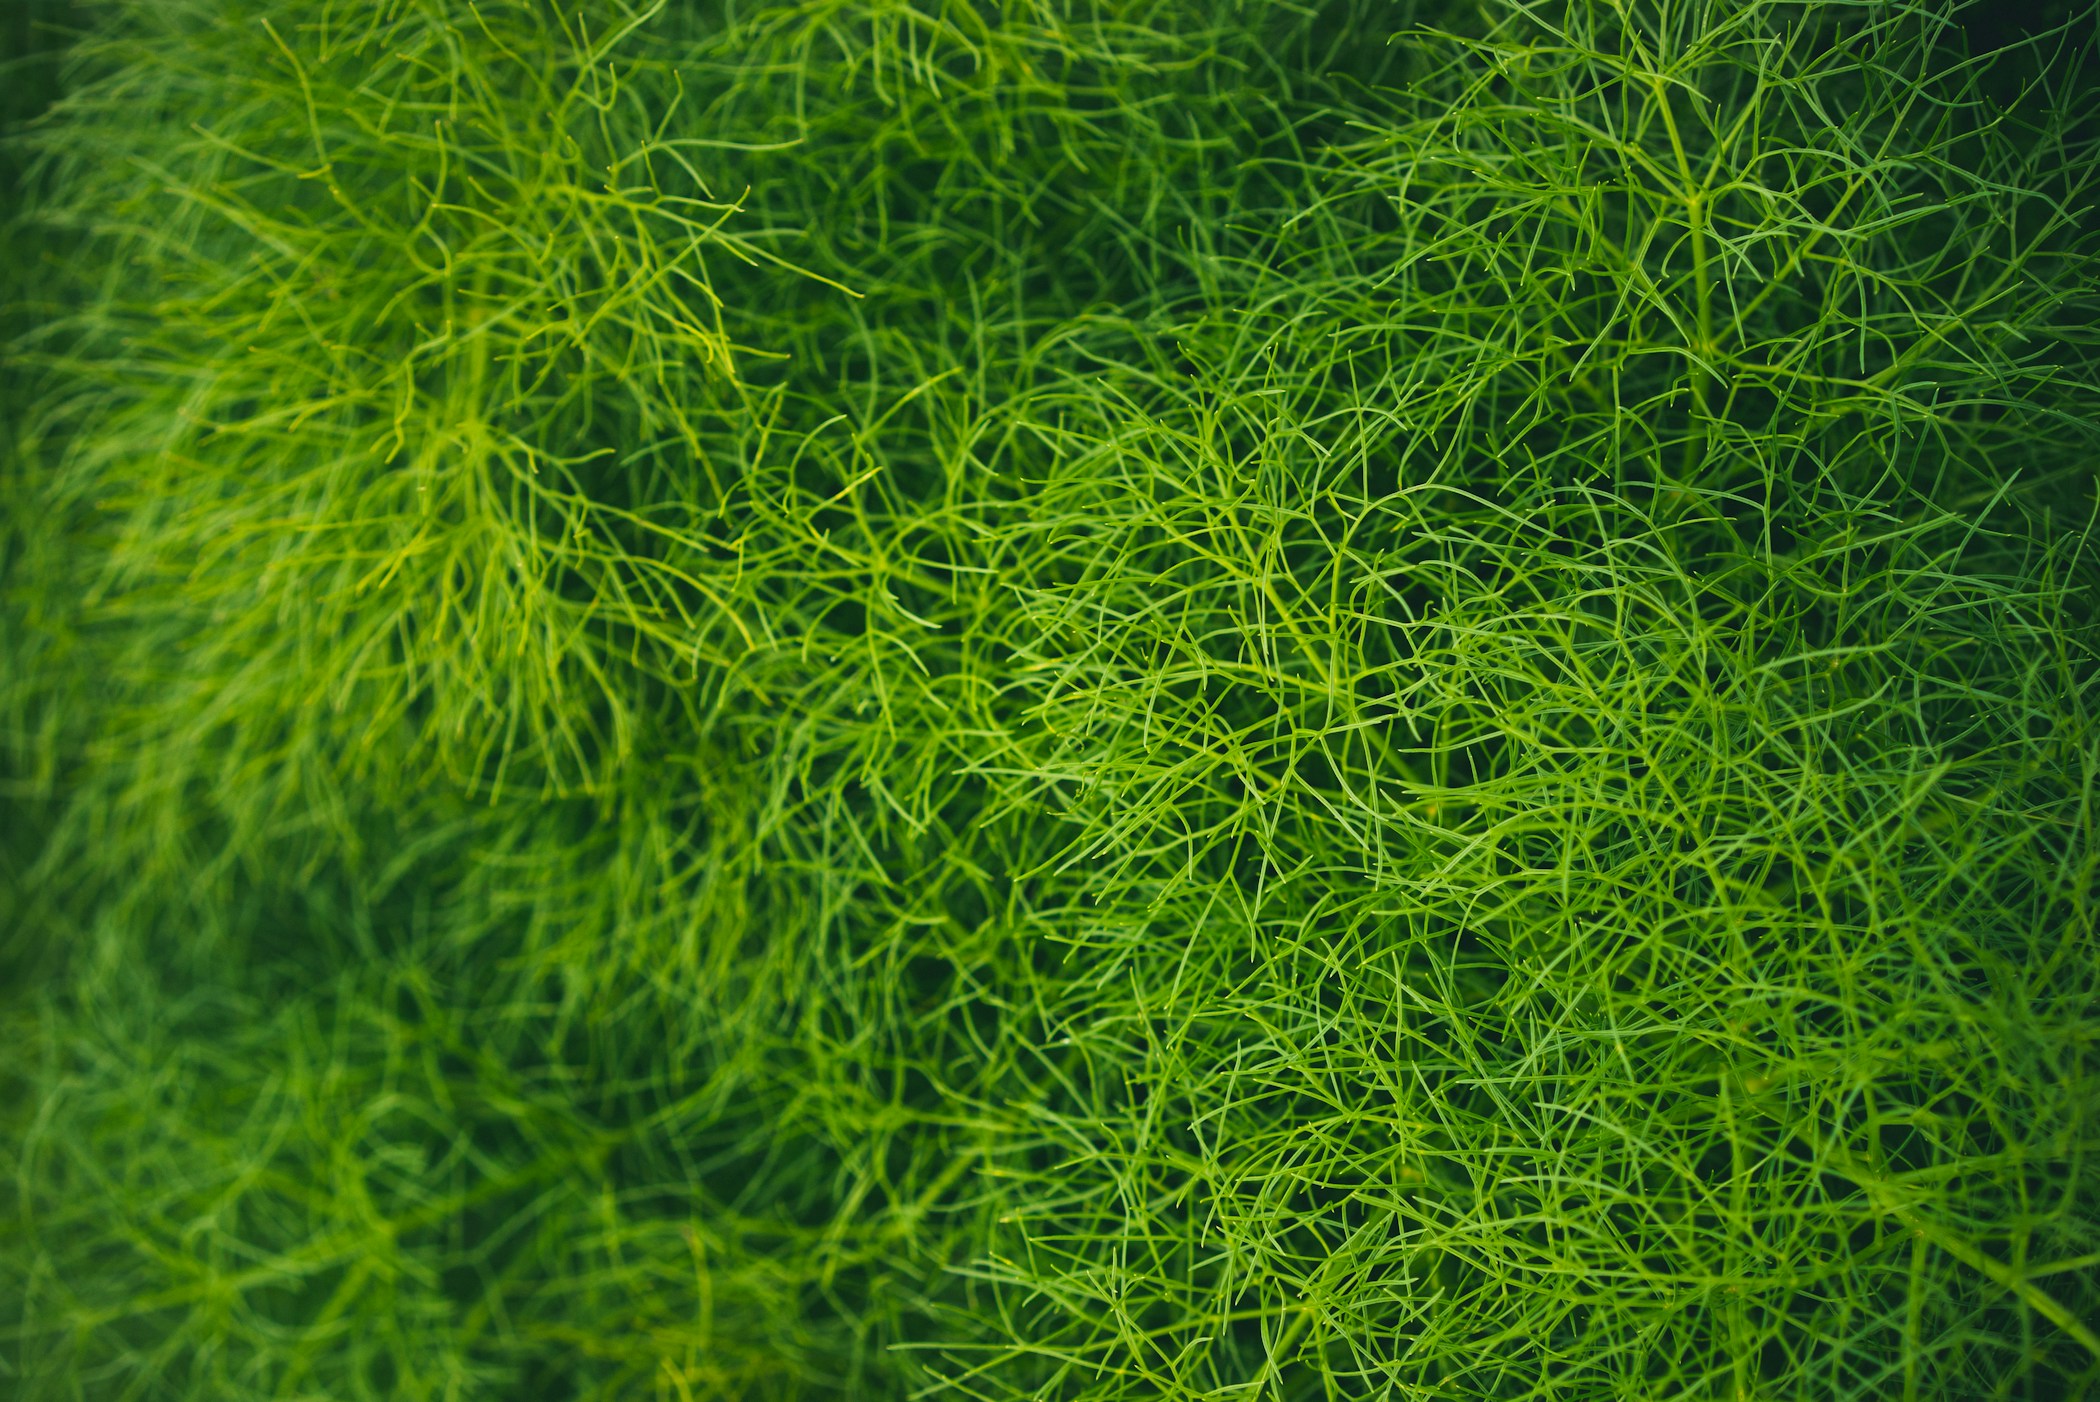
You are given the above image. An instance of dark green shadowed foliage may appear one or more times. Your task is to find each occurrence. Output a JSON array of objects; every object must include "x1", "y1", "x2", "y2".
[{"x1": 2, "y1": 1, "x2": 2098, "y2": 1398}]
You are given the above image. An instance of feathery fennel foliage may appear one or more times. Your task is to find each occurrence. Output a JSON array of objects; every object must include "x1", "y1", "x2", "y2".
[{"x1": 3, "y1": 1, "x2": 2098, "y2": 1398}]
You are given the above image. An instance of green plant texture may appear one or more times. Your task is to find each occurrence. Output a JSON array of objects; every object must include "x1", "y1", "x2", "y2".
[{"x1": 4, "y1": 1, "x2": 2099, "y2": 1397}]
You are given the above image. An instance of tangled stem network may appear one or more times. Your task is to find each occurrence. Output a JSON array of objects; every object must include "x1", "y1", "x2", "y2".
[{"x1": 2, "y1": 1, "x2": 2098, "y2": 1398}]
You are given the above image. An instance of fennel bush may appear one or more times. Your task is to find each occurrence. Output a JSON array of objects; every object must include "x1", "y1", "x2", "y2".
[{"x1": 3, "y1": 2, "x2": 2098, "y2": 1398}]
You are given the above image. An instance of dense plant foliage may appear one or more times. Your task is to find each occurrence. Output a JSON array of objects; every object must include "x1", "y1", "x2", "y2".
[{"x1": 4, "y1": 1, "x2": 2098, "y2": 1397}]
